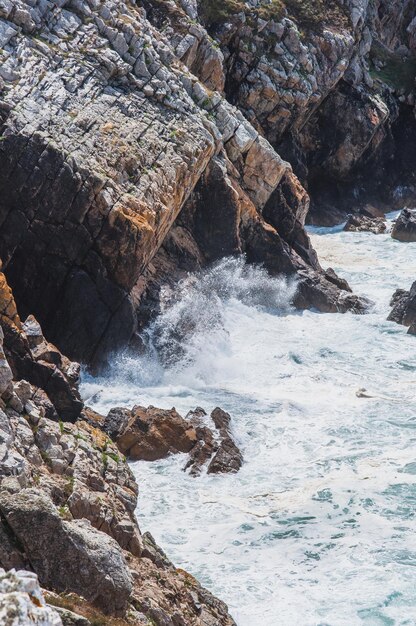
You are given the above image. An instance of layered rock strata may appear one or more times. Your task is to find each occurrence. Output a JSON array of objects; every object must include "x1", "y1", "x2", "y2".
[{"x1": 145, "y1": 0, "x2": 416, "y2": 224}]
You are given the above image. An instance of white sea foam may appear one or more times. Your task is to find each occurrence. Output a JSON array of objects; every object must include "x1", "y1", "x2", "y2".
[{"x1": 83, "y1": 212, "x2": 416, "y2": 626}]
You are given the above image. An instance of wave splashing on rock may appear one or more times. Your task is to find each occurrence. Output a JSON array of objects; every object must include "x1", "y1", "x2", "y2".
[
  {"x1": 149, "y1": 256, "x2": 297, "y2": 369},
  {"x1": 84, "y1": 257, "x2": 296, "y2": 394}
]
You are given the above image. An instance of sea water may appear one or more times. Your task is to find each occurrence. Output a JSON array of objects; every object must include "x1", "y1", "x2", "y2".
[{"x1": 82, "y1": 212, "x2": 416, "y2": 626}]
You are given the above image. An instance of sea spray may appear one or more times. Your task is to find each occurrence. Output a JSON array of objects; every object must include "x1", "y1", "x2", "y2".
[{"x1": 83, "y1": 256, "x2": 297, "y2": 395}]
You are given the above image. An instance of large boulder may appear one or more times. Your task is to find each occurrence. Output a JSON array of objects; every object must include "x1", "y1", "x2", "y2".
[
  {"x1": 0, "y1": 490, "x2": 133, "y2": 616},
  {"x1": 391, "y1": 209, "x2": 416, "y2": 242},
  {"x1": 294, "y1": 270, "x2": 373, "y2": 314}
]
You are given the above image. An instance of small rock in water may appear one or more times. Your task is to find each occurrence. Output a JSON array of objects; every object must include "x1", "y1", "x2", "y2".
[
  {"x1": 207, "y1": 408, "x2": 243, "y2": 475},
  {"x1": 343, "y1": 214, "x2": 387, "y2": 234},
  {"x1": 356, "y1": 388, "x2": 375, "y2": 398}
]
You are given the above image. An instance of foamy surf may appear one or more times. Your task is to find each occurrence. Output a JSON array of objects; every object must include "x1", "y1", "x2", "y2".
[{"x1": 83, "y1": 212, "x2": 416, "y2": 626}]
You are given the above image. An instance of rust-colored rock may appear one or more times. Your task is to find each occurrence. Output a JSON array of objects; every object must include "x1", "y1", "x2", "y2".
[{"x1": 112, "y1": 405, "x2": 197, "y2": 462}]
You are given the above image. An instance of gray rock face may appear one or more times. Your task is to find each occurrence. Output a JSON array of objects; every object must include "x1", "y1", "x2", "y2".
[
  {"x1": 391, "y1": 209, "x2": 416, "y2": 242},
  {"x1": 0, "y1": 490, "x2": 133, "y2": 616}
]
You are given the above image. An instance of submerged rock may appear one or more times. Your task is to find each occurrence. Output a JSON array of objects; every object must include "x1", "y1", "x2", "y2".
[
  {"x1": 343, "y1": 214, "x2": 387, "y2": 234},
  {"x1": 391, "y1": 208, "x2": 416, "y2": 242}
]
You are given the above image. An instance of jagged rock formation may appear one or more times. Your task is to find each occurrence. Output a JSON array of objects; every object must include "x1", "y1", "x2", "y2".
[
  {"x1": 179, "y1": 0, "x2": 416, "y2": 223},
  {"x1": 388, "y1": 282, "x2": 416, "y2": 334},
  {"x1": 205, "y1": 407, "x2": 243, "y2": 475},
  {"x1": 0, "y1": 273, "x2": 82, "y2": 422},
  {"x1": 391, "y1": 208, "x2": 416, "y2": 241},
  {"x1": 0, "y1": 0, "x2": 387, "y2": 366},
  {"x1": 102, "y1": 404, "x2": 243, "y2": 473},
  {"x1": 0, "y1": 272, "x2": 236, "y2": 625},
  {"x1": 129, "y1": 0, "x2": 416, "y2": 314},
  {"x1": 103, "y1": 405, "x2": 198, "y2": 461}
]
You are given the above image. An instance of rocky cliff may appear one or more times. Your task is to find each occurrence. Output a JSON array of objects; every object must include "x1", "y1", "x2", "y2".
[{"x1": 3, "y1": 0, "x2": 412, "y2": 364}]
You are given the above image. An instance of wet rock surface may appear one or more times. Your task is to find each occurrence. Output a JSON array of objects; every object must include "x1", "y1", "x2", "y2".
[
  {"x1": 391, "y1": 208, "x2": 416, "y2": 242},
  {"x1": 207, "y1": 408, "x2": 243, "y2": 475},
  {"x1": 186, "y1": 407, "x2": 243, "y2": 475}
]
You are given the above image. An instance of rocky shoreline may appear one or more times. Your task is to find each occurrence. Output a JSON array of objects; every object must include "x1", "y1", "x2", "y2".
[
  {"x1": 1, "y1": 0, "x2": 416, "y2": 623},
  {"x1": 0, "y1": 269, "x2": 238, "y2": 624}
]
